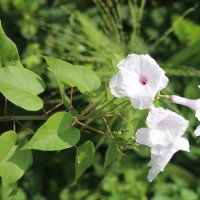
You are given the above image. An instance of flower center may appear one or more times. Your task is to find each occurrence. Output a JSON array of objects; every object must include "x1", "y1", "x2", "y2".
[{"x1": 139, "y1": 75, "x2": 148, "y2": 85}]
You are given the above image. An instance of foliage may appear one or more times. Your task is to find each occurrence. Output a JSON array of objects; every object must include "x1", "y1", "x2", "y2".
[{"x1": 0, "y1": 0, "x2": 200, "y2": 199}]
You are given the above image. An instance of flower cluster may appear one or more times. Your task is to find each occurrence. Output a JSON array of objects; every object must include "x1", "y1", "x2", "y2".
[
  {"x1": 109, "y1": 54, "x2": 199, "y2": 182},
  {"x1": 136, "y1": 107, "x2": 189, "y2": 182}
]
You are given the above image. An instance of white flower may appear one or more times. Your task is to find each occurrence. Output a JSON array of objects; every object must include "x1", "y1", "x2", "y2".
[
  {"x1": 170, "y1": 90, "x2": 200, "y2": 136},
  {"x1": 195, "y1": 126, "x2": 200, "y2": 137},
  {"x1": 109, "y1": 54, "x2": 169, "y2": 109},
  {"x1": 135, "y1": 107, "x2": 189, "y2": 182}
]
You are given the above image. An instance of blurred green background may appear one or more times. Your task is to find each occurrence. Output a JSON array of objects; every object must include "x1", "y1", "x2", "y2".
[{"x1": 1, "y1": 0, "x2": 200, "y2": 199}]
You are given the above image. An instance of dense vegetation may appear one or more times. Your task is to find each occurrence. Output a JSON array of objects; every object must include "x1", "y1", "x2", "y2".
[{"x1": 0, "y1": 0, "x2": 200, "y2": 199}]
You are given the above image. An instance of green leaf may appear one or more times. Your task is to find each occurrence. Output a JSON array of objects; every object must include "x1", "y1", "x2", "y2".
[
  {"x1": 22, "y1": 112, "x2": 80, "y2": 151},
  {"x1": 0, "y1": 21, "x2": 22, "y2": 68},
  {"x1": 0, "y1": 131, "x2": 17, "y2": 165},
  {"x1": 44, "y1": 56, "x2": 101, "y2": 95},
  {"x1": 172, "y1": 15, "x2": 200, "y2": 46},
  {"x1": 0, "y1": 184, "x2": 15, "y2": 200},
  {"x1": 0, "y1": 147, "x2": 32, "y2": 186},
  {"x1": 7, "y1": 188, "x2": 27, "y2": 200},
  {"x1": 0, "y1": 131, "x2": 32, "y2": 185},
  {"x1": 74, "y1": 141, "x2": 95, "y2": 183},
  {"x1": 57, "y1": 81, "x2": 70, "y2": 109},
  {"x1": 104, "y1": 142, "x2": 119, "y2": 168},
  {"x1": 0, "y1": 66, "x2": 45, "y2": 111},
  {"x1": 131, "y1": 118, "x2": 146, "y2": 134}
]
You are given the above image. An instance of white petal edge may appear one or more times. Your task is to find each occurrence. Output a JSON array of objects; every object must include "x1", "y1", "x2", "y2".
[
  {"x1": 194, "y1": 126, "x2": 200, "y2": 137},
  {"x1": 129, "y1": 95, "x2": 154, "y2": 110},
  {"x1": 109, "y1": 72, "x2": 127, "y2": 98}
]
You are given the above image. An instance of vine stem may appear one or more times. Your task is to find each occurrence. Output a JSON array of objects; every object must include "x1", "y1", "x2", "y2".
[
  {"x1": 44, "y1": 102, "x2": 63, "y2": 116},
  {"x1": 77, "y1": 97, "x2": 116, "y2": 120},
  {"x1": 74, "y1": 119, "x2": 105, "y2": 135},
  {"x1": 4, "y1": 98, "x2": 7, "y2": 116},
  {"x1": 16, "y1": 120, "x2": 35, "y2": 134},
  {"x1": 69, "y1": 87, "x2": 73, "y2": 112},
  {"x1": 0, "y1": 98, "x2": 115, "y2": 122},
  {"x1": 0, "y1": 116, "x2": 48, "y2": 121},
  {"x1": 13, "y1": 120, "x2": 16, "y2": 132},
  {"x1": 159, "y1": 94, "x2": 170, "y2": 99}
]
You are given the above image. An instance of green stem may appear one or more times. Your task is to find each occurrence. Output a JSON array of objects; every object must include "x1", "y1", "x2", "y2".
[
  {"x1": 157, "y1": 94, "x2": 170, "y2": 100},
  {"x1": 95, "y1": 97, "x2": 116, "y2": 112},
  {"x1": 4, "y1": 98, "x2": 7, "y2": 116},
  {"x1": 75, "y1": 119, "x2": 105, "y2": 135},
  {"x1": 16, "y1": 120, "x2": 35, "y2": 134},
  {"x1": 0, "y1": 116, "x2": 48, "y2": 121},
  {"x1": 77, "y1": 97, "x2": 116, "y2": 120},
  {"x1": 44, "y1": 102, "x2": 63, "y2": 116},
  {"x1": 69, "y1": 87, "x2": 73, "y2": 112}
]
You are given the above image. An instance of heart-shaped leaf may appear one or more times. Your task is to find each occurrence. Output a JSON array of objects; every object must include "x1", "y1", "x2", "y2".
[
  {"x1": 73, "y1": 141, "x2": 95, "y2": 184},
  {"x1": 0, "y1": 147, "x2": 32, "y2": 186},
  {"x1": 0, "y1": 21, "x2": 22, "y2": 68},
  {"x1": 44, "y1": 56, "x2": 101, "y2": 95},
  {"x1": 0, "y1": 66, "x2": 45, "y2": 111},
  {"x1": 104, "y1": 142, "x2": 119, "y2": 168},
  {"x1": 0, "y1": 131, "x2": 17, "y2": 164},
  {"x1": 0, "y1": 131, "x2": 32, "y2": 185},
  {"x1": 22, "y1": 112, "x2": 80, "y2": 151}
]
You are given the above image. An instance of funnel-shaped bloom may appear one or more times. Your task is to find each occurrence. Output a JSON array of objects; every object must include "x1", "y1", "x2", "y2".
[
  {"x1": 170, "y1": 91, "x2": 200, "y2": 136},
  {"x1": 136, "y1": 107, "x2": 189, "y2": 182},
  {"x1": 109, "y1": 54, "x2": 169, "y2": 109}
]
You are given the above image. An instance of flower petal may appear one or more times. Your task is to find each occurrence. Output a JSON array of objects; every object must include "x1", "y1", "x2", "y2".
[
  {"x1": 140, "y1": 55, "x2": 167, "y2": 93},
  {"x1": 195, "y1": 108, "x2": 200, "y2": 121},
  {"x1": 194, "y1": 126, "x2": 200, "y2": 137},
  {"x1": 158, "y1": 75, "x2": 169, "y2": 91},
  {"x1": 147, "y1": 148, "x2": 176, "y2": 182},
  {"x1": 174, "y1": 137, "x2": 190, "y2": 152},
  {"x1": 109, "y1": 54, "x2": 169, "y2": 110},
  {"x1": 136, "y1": 128, "x2": 173, "y2": 153},
  {"x1": 129, "y1": 95, "x2": 154, "y2": 110},
  {"x1": 146, "y1": 107, "x2": 189, "y2": 137},
  {"x1": 117, "y1": 54, "x2": 141, "y2": 76},
  {"x1": 109, "y1": 72, "x2": 127, "y2": 98},
  {"x1": 136, "y1": 107, "x2": 190, "y2": 182}
]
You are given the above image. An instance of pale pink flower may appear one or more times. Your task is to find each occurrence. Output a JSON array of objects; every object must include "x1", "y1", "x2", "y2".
[
  {"x1": 136, "y1": 107, "x2": 189, "y2": 182},
  {"x1": 170, "y1": 88, "x2": 200, "y2": 136},
  {"x1": 109, "y1": 54, "x2": 168, "y2": 109}
]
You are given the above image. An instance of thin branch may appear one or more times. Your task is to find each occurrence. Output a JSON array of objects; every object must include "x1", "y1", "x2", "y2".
[
  {"x1": 77, "y1": 97, "x2": 116, "y2": 120},
  {"x1": 0, "y1": 116, "x2": 48, "y2": 122},
  {"x1": 16, "y1": 120, "x2": 35, "y2": 134},
  {"x1": 4, "y1": 98, "x2": 7, "y2": 116},
  {"x1": 95, "y1": 135, "x2": 107, "y2": 150},
  {"x1": 75, "y1": 119, "x2": 105, "y2": 135},
  {"x1": 89, "y1": 96, "x2": 92, "y2": 113},
  {"x1": 42, "y1": 107, "x2": 48, "y2": 115},
  {"x1": 102, "y1": 117, "x2": 111, "y2": 133},
  {"x1": 44, "y1": 103, "x2": 63, "y2": 116},
  {"x1": 69, "y1": 87, "x2": 73, "y2": 112},
  {"x1": 13, "y1": 120, "x2": 16, "y2": 132}
]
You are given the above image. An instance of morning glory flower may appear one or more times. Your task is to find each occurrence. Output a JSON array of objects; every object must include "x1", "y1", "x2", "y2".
[
  {"x1": 109, "y1": 54, "x2": 169, "y2": 109},
  {"x1": 135, "y1": 107, "x2": 189, "y2": 182},
  {"x1": 170, "y1": 89, "x2": 200, "y2": 136}
]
